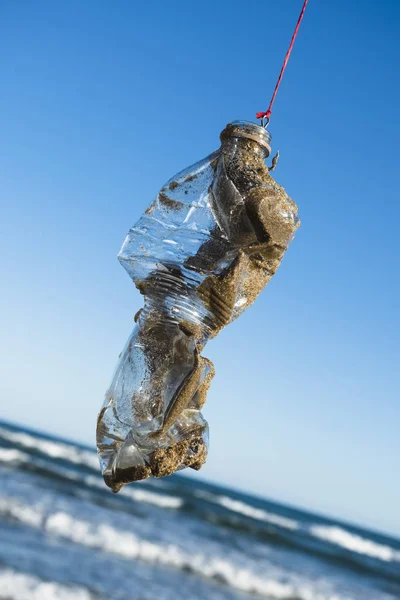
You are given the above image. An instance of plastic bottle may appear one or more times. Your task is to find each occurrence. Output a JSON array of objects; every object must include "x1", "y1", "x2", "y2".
[{"x1": 97, "y1": 121, "x2": 299, "y2": 491}]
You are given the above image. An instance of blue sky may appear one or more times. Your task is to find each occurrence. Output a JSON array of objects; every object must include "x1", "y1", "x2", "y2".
[{"x1": 1, "y1": 0, "x2": 399, "y2": 536}]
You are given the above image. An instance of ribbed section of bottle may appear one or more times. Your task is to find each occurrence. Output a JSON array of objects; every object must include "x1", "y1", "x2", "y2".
[{"x1": 138, "y1": 270, "x2": 217, "y2": 342}]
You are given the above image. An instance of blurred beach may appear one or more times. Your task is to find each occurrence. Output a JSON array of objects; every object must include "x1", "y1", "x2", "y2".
[{"x1": 0, "y1": 420, "x2": 399, "y2": 600}]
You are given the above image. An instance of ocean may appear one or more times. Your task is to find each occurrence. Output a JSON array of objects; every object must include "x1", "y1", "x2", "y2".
[{"x1": 0, "y1": 421, "x2": 399, "y2": 600}]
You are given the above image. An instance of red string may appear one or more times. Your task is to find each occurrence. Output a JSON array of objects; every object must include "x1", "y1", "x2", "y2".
[{"x1": 256, "y1": 0, "x2": 309, "y2": 122}]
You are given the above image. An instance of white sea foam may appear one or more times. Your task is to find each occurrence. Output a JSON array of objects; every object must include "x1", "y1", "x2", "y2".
[
  {"x1": 310, "y1": 525, "x2": 400, "y2": 563},
  {"x1": 208, "y1": 494, "x2": 299, "y2": 531},
  {"x1": 0, "y1": 426, "x2": 99, "y2": 471},
  {"x1": 0, "y1": 568, "x2": 97, "y2": 600},
  {"x1": 121, "y1": 485, "x2": 183, "y2": 508},
  {"x1": 0, "y1": 498, "x2": 44, "y2": 528},
  {"x1": 84, "y1": 475, "x2": 183, "y2": 509},
  {"x1": 0, "y1": 448, "x2": 28, "y2": 464}
]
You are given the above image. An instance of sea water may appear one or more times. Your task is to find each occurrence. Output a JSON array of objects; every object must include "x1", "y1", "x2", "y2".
[{"x1": 0, "y1": 420, "x2": 399, "y2": 600}]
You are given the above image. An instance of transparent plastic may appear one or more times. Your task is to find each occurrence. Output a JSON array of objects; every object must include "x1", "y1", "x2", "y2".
[{"x1": 97, "y1": 121, "x2": 299, "y2": 491}]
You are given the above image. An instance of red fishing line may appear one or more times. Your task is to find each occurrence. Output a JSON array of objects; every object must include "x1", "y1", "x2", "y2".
[{"x1": 256, "y1": 0, "x2": 309, "y2": 123}]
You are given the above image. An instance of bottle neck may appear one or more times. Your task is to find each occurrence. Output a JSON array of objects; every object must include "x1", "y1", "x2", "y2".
[
  {"x1": 220, "y1": 121, "x2": 272, "y2": 159},
  {"x1": 220, "y1": 136, "x2": 269, "y2": 164}
]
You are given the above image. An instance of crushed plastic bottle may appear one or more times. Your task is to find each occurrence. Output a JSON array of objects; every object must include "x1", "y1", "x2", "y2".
[{"x1": 97, "y1": 121, "x2": 300, "y2": 491}]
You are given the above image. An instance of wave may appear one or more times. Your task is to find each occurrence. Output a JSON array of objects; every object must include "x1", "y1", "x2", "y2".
[
  {"x1": 0, "y1": 448, "x2": 29, "y2": 464},
  {"x1": 192, "y1": 492, "x2": 400, "y2": 577},
  {"x1": 194, "y1": 490, "x2": 299, "y2": 531},
  {"x1": 0, "y1": 498, "x2": 44, "y2": 528},
  {"x1": 83, "y1": 475, "x2": 183, "y2": 509},
  {"x1": 44, "y1": 512, "x2": 339, "y2": 600},
  {"x1": 0, "y1": 568, "x2": 97, "y2": 600},
  {"x1": 216, "y1": 495, "x2": 299, "y2": 531},
  {"x1": 0, "y1": 497, "x2": 349, "y2": 600},
  {"x1": 124, "y1": 487, "x2": 183, "y2": 509},
  {"x1": 0, "y1": 426, "x2": 99, "y2": 471},
  {"x1": 310, "y1": 525, "x2": 400, "y2": 563}
]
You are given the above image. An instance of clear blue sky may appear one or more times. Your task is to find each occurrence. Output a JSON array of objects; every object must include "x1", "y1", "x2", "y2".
[{"x1": 1, "y1": 0, "x2": 399, "y2": 536}]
